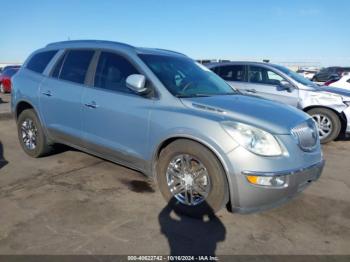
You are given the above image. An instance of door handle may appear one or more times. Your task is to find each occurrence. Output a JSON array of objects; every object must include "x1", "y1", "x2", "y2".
[
  {"x1": 42, "y1": 90, "x2": 52, "y2": 97},
  {"x1": 246, "y1": 89, "x2": 257, "y2": 93},
  {"x1": 84, "y1": 101, "x2": 98, "y2": 109}
]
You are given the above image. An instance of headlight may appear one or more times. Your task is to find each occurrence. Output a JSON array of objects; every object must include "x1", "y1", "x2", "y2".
[{"x1": 221, "y1": 121, "x2": 282, "y2": 156}]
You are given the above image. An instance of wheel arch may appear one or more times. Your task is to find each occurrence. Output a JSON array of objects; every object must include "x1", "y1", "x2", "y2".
[
  {"x1": 153, "y1": 135, "x2": 234, "y2": 211},
  {"x1": 303, "y1": 105, "x2": 347, "y2": 136},
  {"x1": 15, "y1": 100, "x2": 35, "y2": 120}
]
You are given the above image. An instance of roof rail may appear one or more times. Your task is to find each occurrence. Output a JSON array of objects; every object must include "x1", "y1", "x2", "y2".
[{"x1": 46, "y1": 40, "x2": 135, "y2": 49}]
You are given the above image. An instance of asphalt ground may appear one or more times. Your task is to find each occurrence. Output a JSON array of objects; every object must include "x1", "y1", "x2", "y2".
[{"x1": 0, "y1": 92, "x2": 349, "y2": 255}]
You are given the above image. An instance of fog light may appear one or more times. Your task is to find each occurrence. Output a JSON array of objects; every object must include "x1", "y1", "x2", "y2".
[{"x1": 246, "y1": 175, "x2": 287, "y2": 187}]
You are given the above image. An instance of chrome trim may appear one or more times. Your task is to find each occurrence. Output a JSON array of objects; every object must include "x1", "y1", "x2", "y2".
[{"x1": 242, "y1": 159, "x2": 325, "y2": 177}]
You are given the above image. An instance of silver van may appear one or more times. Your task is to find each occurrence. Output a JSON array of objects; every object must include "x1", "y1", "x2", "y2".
[
  {"x1": 12, "y1": 41, "x2": 324, "y2": 216},
  {"x1": 208, "y1": 62, "x2": 350, "y2": 143}
]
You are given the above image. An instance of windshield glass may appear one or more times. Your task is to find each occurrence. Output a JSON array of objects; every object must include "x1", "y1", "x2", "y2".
[
  {"x1": 139, "y1": 54, "x2": 237, "y2": 97},
  {"x1": 273, "y1": 65, "x2": 318, "y2": 87}
]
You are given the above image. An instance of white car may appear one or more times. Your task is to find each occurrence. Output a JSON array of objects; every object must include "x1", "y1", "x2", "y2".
[
  {"x1": 297, "y1": 69, "x2": 317, "y2": 80},
  {"x1": 329, "y1": 75, "x2": 350, "y2": 90}
]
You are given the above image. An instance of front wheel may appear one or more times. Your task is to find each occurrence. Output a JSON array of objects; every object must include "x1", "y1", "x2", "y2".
[
  {"x1": 156, "y1": 139, "x2": 229, "y2": 217},
  {"x1": 307, "y1": 108, "x2": 341, "y2": 143}
]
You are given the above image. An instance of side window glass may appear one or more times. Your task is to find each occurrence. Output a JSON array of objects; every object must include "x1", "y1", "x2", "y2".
[
  {"x1": 94, "y1": 52, "x2": 139, "y2": 93},
  {"x1": 59, "y1": 50, "x2": 94, "y2": 84},
  {"x1": 249, "y1": 66, "x2": 284, "y2": 85},
  {"x1": 26, "y1": 50, "x2": 58, "y2": 74},
  {"x1": 51, "y1": 52, "x2": 67, "y2": 79},
  {"x1": 219, "y1": 65, "x2": 245, "y2": 82}
]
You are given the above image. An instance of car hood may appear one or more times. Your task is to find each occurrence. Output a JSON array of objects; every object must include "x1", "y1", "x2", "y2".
[
  {"x1": 180, "y1": 95, "x2": 310, "y2": 135},
  {"x1": 317, "y1": 86, "x2": 350, "y2": 98}
]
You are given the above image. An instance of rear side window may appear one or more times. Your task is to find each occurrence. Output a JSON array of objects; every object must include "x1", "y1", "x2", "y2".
[
  {"x1": 58, "y1": 50, "x2": 94, "y2": 84},
  {"x1": 217, "y1": 65, "x2": 245, "y2": 82},
  {"x1": 94, "y1": 52, "x2": 139, "y2": 93},
  {"x1": 26, "y1": 50, "x2": 58, "y2": 74}
]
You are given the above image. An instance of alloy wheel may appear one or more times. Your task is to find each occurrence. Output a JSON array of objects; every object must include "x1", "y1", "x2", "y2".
[
  {"x1": 21, "y1": 118, "x2": 38, "y2": 150},
  {"x1": 166, "y1": 154, "x2": 211, "y2": 206},
  {"x1": 312, "y1": 114, "x2": 332, "y2": 140}
]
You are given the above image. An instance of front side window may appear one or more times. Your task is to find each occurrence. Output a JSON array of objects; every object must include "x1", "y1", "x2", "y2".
[
  {"x1": 94, "y1": 52, "x2": 139, "y2": 93},
  {"x1": 26, "y1": 50, "x2": 58, "y2": 74},
  {"x1": 218, "y1": 65, "x2": 245, "y2": 82},
  {"x1": 58, "y1": 50, "x2": 94, "y2": 84},
  {"x1": 139, "y1": 54, "x2": 237, "y2": 97},
  {"x1": 248, "y1": 66, "x2": 284, "y2": 85}
]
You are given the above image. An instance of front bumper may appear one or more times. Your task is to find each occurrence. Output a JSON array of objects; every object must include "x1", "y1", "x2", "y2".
[
  {"x1": 232, "y1": 159, "x2": 325, "y2": 213},
  {"x1": 343, "y1": 106, "x2": 350, "y2": 133}
]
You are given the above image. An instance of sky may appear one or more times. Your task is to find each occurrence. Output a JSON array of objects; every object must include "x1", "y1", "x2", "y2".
[{"x1": 1, "y1": 0, "x2": 349, "y2": 66}]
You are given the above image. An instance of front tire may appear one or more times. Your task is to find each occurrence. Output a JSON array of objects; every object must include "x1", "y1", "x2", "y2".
[
  {"x1": 156, "y1": 139, "x2": 229, "y2": 217},
  {"x1": 307, "y1": 108, "x2": 341, "y2": 143},
  {"x1": 17, "y1": 109, "x2": 53, "y2": 157}
]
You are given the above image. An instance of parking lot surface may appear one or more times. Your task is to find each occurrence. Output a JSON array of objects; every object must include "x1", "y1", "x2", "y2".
[{"x1": 0, "y1": 97, "x2": 349, "y2": 255}]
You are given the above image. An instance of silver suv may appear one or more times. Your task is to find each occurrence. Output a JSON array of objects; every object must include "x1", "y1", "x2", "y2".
[
  {"x1": 12, "y1": 41, "x2": 324, "y2": 216},
  {"x1": 208, "y1": 62, "x2": 350, "y2": 143}
]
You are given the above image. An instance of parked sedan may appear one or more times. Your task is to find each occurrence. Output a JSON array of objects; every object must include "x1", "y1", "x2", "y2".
[
  {"x1": 208, "y1": 62, "x2": 350, "y2": 143},
  {"x1": 0, "y1": 67, "x2": 20, "y2": 93}
]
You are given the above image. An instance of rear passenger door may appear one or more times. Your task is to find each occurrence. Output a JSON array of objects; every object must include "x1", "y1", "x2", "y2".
[
  {"x1": 39, "y1": 49, "x2": 95, "y2": 146},
  {"x1": 212, "y1": 65, "x2": 247, "y2": 91},
  {"x1": 81, "y1": 51, "x2": 154, "y2": 170},
  {"x1": 245, "y1": 65, "x2": 299, "y2": 107}
]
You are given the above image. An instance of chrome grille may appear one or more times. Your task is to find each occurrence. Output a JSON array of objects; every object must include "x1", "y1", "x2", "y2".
[{"x1": 291, "y1": 120, "x2": 318, "y2": 151}]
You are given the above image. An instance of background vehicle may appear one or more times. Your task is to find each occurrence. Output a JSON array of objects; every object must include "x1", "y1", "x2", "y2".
[
  {"x1": 0, "y1": 67, "x2": 20, "y2": 93},
  {"x1": 296, "y1": 69, "x2": 317, "y2": 80},
  {"x1": 11, "y1": 40, "x2": 323, "y2": 216},
  {"x1": 328, "y1": 75, "x2": 350, "y2": 90},
  {"x1": 312, "y1": 66, "x2": 350, "y2": 82},
  {"x1": 208, "y1": 62, "x2": 350, "y2": 143}
]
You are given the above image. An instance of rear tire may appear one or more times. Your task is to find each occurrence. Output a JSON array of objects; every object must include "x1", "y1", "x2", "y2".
[
  {"x1": 156, "y1": 139, "x2": 229, "y2": 218},
  {"x1": 17, "y1": 109, "x2": 53, "y2": 157},
  {"x1": 307, "y1": 108, "x2": 341, "y2": 143}
]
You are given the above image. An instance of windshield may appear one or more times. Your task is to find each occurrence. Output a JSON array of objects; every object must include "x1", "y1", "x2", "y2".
[
  {"x1": 273, "y1": 65, "x2": 318, "y2": 87},
  {"x1": 139, "y1": 54, "x2": 237, "y2": 97}
]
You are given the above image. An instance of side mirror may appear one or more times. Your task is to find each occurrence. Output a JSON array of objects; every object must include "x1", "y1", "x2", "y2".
[
  {"x1": 278, "y1": 80, "x2": 293, "y2": 92},
  {"x1": 126, "y1": 74, "x2": 148, "y2": 94}
]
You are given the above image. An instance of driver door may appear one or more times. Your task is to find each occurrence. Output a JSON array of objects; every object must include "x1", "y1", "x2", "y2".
[{"x1": 245, "y1": 65, "x2": 299, "y2": 107}]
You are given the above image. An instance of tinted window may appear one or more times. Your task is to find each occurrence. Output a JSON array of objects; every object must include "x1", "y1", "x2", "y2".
[
  {"x1": 26, "y1": 50, "x2": 58, "y2": 74},
  {"x1": 59, "y1": 50, "x2": 94, "y2": 84},
  {"x1": 51, "y1": 52, "x2": 67, "y2": 79},
  {"x1": 248, "y1": 66, "x2": 284, "y2": 85},
  {"x1": 94, "y1": 52, "x2": 139, "y2": 93},
  {"x1": 218, "y1": 65, "x2": 245, "y2": 82}
]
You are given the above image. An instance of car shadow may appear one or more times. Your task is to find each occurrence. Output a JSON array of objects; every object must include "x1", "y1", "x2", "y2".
[
  {"x1": 158, "y1": 197, "x2": 226, "y2": 256},
  {"x1": 0, "y1": 142, "x2": 9, "y2": 169}
]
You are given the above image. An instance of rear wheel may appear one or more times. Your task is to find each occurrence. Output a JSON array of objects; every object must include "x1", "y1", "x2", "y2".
[
  {"x1": 17, "y1": 109, "x2": 53, "y2": 157},
  {"x1": 156, "y1": 139, "x2": 229, "y2": 217},
  {"x1": 307, "y1": 108, "x2": 341, "y2": 143}
]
